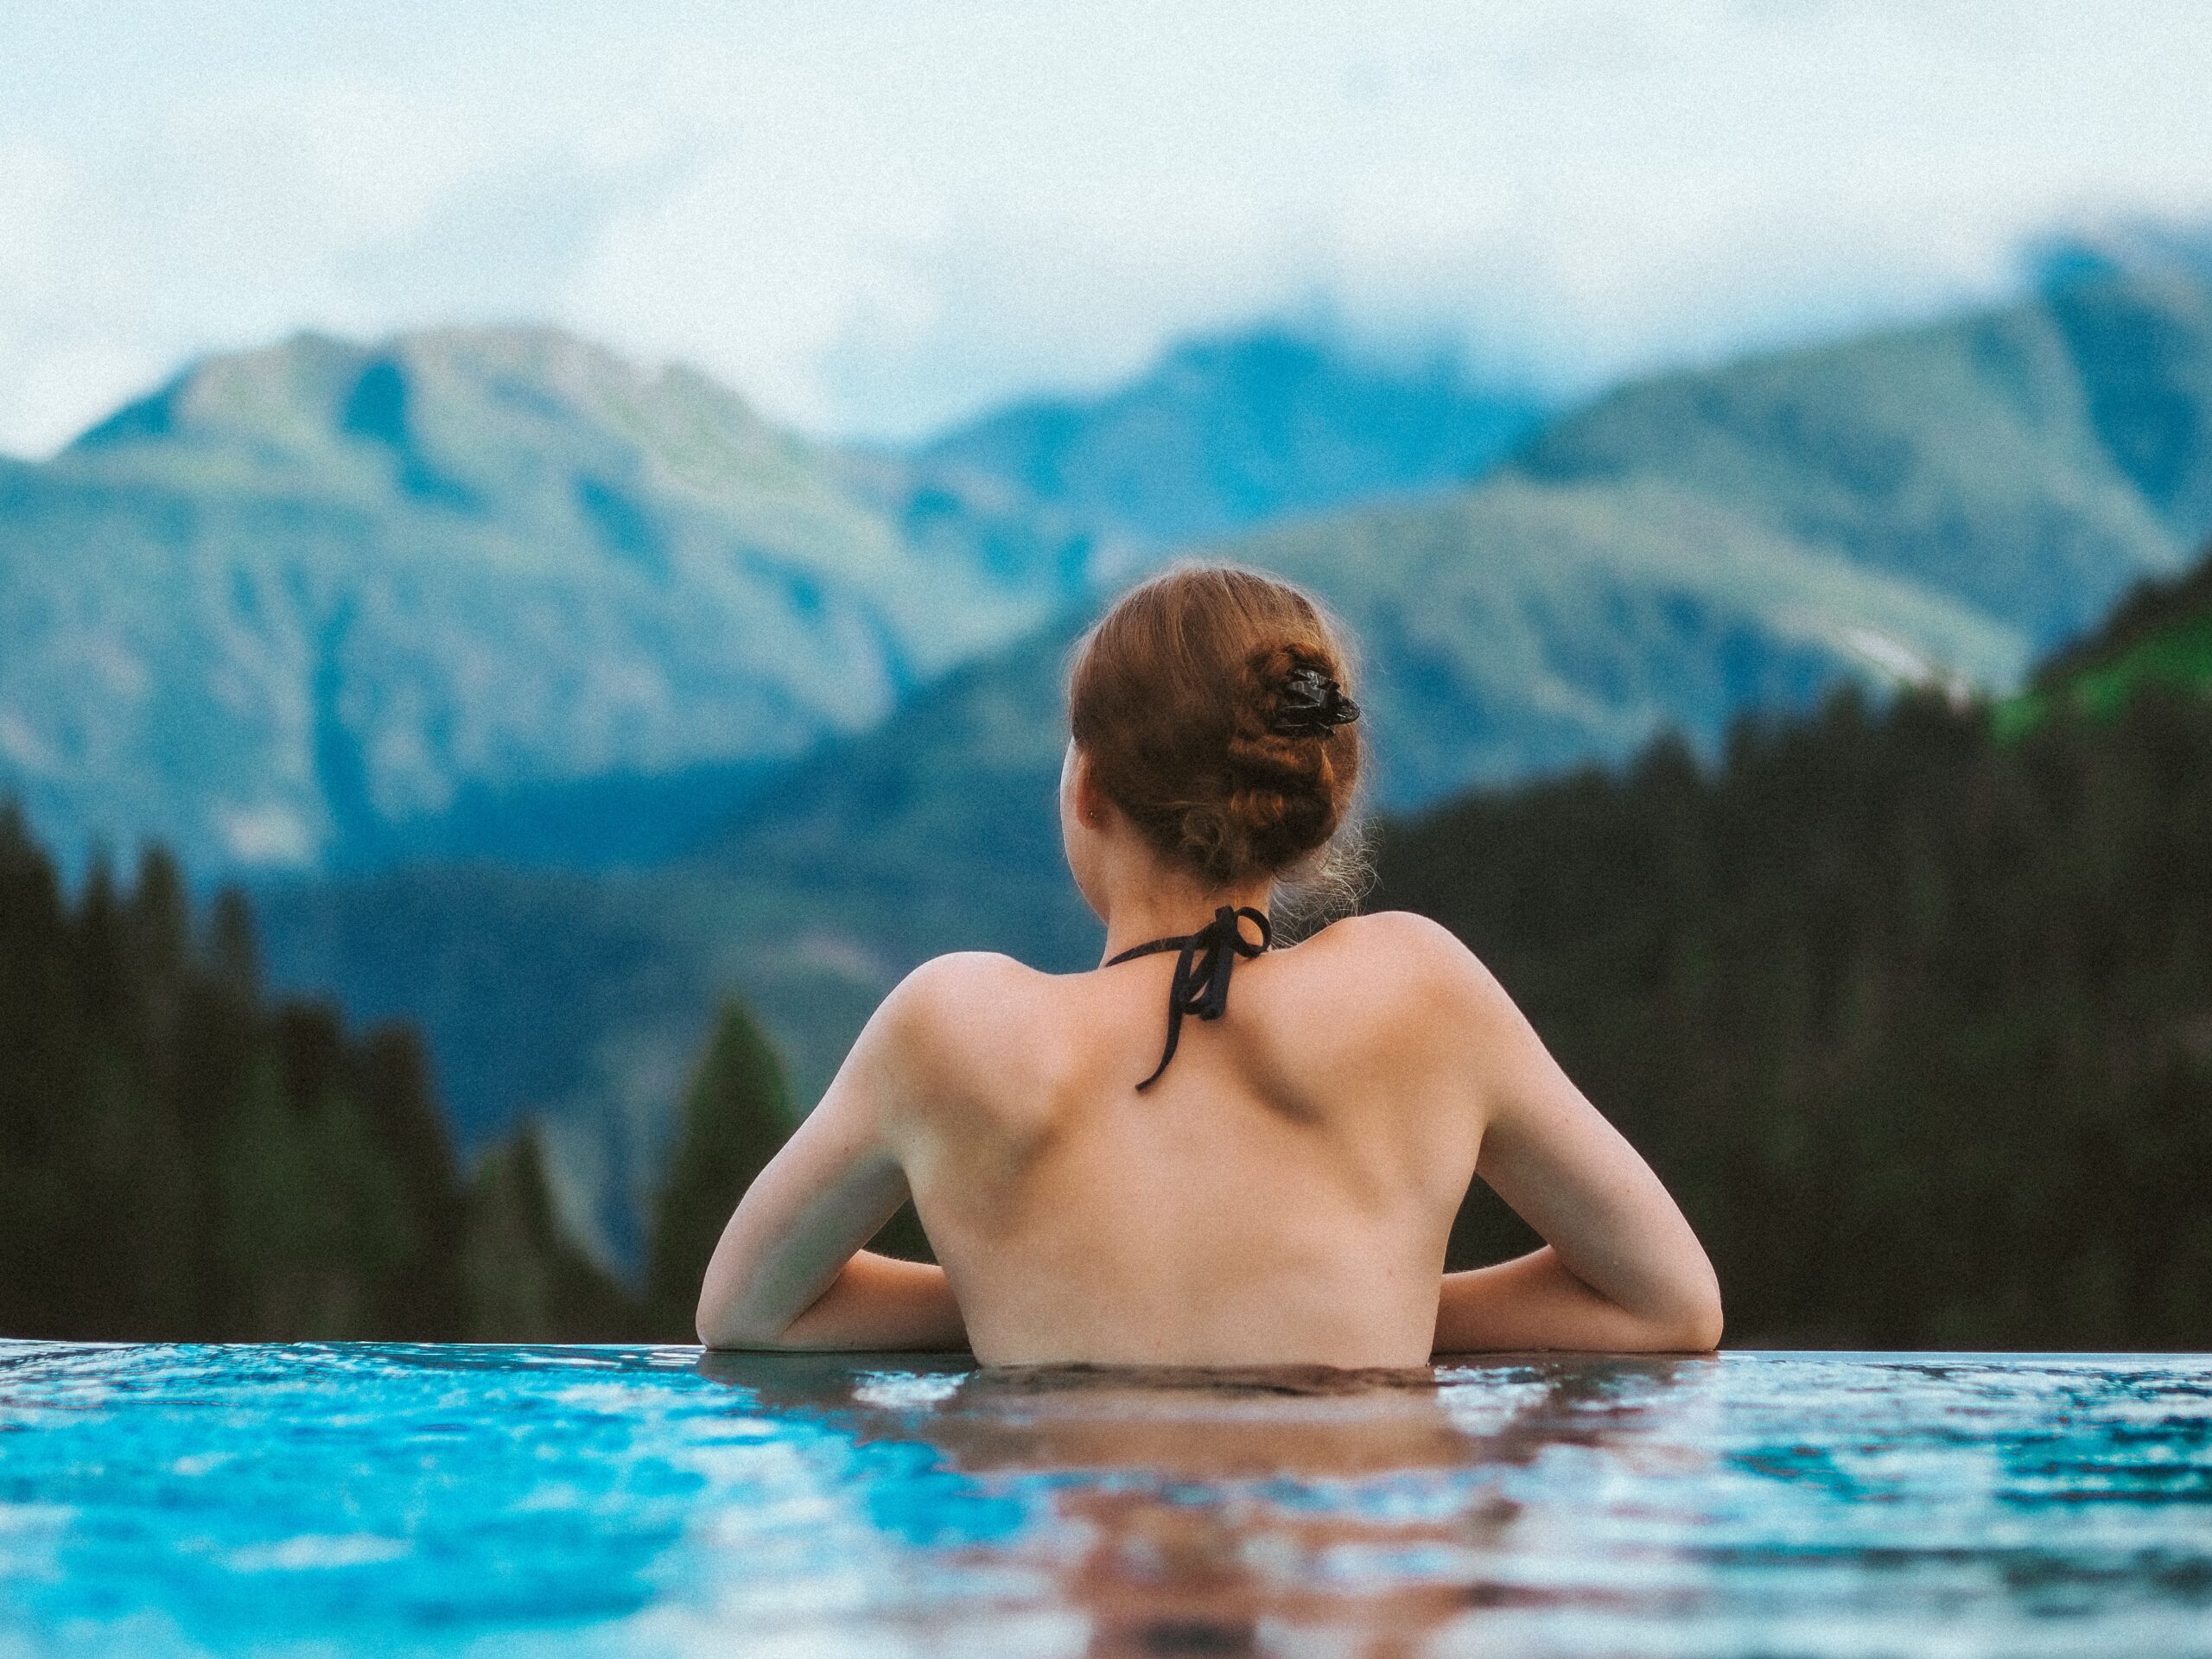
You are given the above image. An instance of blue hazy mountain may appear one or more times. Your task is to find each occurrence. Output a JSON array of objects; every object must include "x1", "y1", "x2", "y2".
[
  {"x1": 0, "y1": 327, "x2": 1102, "y2": 875},
  {"x1": 257, "y1": 270, "x2": 2212, "y2": 1267},
  {"x1": 919, "y1": 327, "x2": 1547, "y2": 547}
]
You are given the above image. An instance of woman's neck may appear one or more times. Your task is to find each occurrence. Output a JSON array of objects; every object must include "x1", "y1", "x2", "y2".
[{"x1": 1096, "y1": 879, "x2": 1274, "y2": 966}]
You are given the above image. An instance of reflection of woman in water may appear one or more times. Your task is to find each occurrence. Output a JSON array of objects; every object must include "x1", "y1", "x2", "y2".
[
  {"x1": 697, "y1": 1352, "x2": 1710, "y2": 1655},
  {"x1": 696, "y1": 564, "x2": 1721, "y2": 1365}
]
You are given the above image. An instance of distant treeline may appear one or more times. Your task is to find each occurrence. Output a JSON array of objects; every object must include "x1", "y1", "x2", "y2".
[
  {"x1": 0, "y1": 808, "x2": 785, "y2": 1343},
  {"x1": 1378, "y1": 685, "x2": 2212, "y2": 1349}
]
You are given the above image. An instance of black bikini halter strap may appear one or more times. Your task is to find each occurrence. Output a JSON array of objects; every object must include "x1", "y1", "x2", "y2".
[{"x1": 1103, "y1": 905, "x2": 1273, "y2": 1091}]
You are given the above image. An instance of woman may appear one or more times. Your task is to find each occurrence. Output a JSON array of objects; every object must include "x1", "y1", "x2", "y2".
[{"x1": 697, "y1": 564, "x2": 1721, "y2": 1365}]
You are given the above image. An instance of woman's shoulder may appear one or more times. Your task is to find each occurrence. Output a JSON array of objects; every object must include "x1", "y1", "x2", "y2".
[
  {"x1": 1303, "y1": 908, "x2": 1463, "y2": 950},
  {"x1": 1287, "y1": 910, "x2": 1513, "y2": 1025},
  {"x1": 894, "y1": 948, "x2": 1042, "y2": 992},
  {"x1": 879, "y1": 950, "x2": 1047, "y2": 1030},
  {"x1": 1296, "y1": 908, "x2": 1482, "y2": 975},
  {"x1": 866, "y1": 950, "x2": 1058, "y2": 1086}
]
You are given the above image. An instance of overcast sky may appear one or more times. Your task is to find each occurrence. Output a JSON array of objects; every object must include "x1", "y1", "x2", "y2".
[{"x1": 3, "y1": 0, "x2": 2209, "y2": 456}]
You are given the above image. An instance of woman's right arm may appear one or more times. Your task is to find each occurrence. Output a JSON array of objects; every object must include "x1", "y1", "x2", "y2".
[
  {"x1": 1421, "y1": 928, "x2": 1722, "y2": 1355},
  {"x1": 695, "y1": 969, "x2": 969, "y2": 1352}
]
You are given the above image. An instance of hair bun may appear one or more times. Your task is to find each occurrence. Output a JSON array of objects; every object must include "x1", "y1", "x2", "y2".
[
  {"x1": 1069, "y1": 567, "x2": 1364, "y2": 890},
  {"x1": 1219, "y1": 645, "x2": 1351, "y2": 871}
]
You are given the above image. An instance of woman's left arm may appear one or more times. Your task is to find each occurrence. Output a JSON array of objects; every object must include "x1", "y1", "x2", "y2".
[
  {"x1": 695, "y1": 990, "x2": 967, "y2": 1351},
  {"x1": 1416, "y1": 925, "x2": 1721, "y2": 1356}
]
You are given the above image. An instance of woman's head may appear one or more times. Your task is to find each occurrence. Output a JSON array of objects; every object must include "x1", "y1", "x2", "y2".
[{"x1": 1063, "y1": 563, "x2": 1364, "y2": 912}]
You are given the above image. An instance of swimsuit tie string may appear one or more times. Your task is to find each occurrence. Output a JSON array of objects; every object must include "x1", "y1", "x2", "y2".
[{"x1": 1104, "y1": 905, "x2": 1272, "y2": 1091}]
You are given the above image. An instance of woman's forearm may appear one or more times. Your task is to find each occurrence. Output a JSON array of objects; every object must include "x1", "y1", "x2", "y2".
[
  {"x1": 702, "y1": 1251, "x2": 968, "y2": 1351},
  {"x1": 1433, "y1": 1247, "x2": 1722, "y2": 1355}
]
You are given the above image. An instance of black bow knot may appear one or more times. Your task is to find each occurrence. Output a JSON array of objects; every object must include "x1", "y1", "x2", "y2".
[{"x1": 1105, "y1": 905, "x2": 1273, "y2": 1090}]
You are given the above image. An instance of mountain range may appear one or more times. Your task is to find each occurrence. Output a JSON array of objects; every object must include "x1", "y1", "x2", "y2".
[
  {"x1": 0, "y1": 327, "x2": 1107, "y2": 875},
  {"x1": 248, "y1": 268, "x2": 2212, "y2": 1264},
  {"x1": 0, "y1": 325, "x2": 1545, "y2": 879}
]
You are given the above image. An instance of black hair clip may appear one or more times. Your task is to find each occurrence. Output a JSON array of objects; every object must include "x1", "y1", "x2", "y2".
[{"x1": 1270, "y1": 665, "x2": 1360, "y2": 737}]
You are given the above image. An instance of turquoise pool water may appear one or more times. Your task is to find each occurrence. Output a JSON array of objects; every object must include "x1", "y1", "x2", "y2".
[{"x1": 1, "y1": 1344, "x2": 2208, "y2": 1656}]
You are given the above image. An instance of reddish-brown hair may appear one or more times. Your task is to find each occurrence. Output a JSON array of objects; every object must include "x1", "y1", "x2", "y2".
[{"x1": 1068, "y1": 563, "x2": 1363, "y2": 888}]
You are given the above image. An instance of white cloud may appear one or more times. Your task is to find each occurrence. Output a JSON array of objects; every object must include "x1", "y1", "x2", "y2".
[{"x1": 2, "y1": 0, "x2": 2209, "y2": 454}]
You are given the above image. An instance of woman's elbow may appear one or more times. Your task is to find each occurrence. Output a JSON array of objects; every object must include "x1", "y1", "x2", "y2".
[
  {"x1": 696, "y1": 1285, "x2": 788, "y2": 1351},
  {"x1": 1662, "y1": 1265, "x2": 1724, "y2": 1352},
  {"x1": 694, "y1": 1300, "x2": 742, "y2": 1350},
  {"x1": 1677, "y1": 1296, "x2": 1724, "y2": 1353},
  {"x1": 696, "y1": 1309, "x2": 792, "y2": 1351}
]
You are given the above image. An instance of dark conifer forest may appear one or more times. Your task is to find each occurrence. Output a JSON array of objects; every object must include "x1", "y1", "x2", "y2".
[
  {"x1": 1380, "y1": 681, "x2": 2212, "y2": 1347},
  {"x1": 0, "y1": 816, "x2": 649, "y2": 1341}
]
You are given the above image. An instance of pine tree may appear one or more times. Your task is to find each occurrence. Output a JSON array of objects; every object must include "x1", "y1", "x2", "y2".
[
  {"x1": 643, "y1": 1001, "x2": 797, "y2": 1336},
  {"x1": 0, "y1": 802, "x2": 647, "y2": 1343},
  {"x1": 459, "y1": 1128, "x2": 639, "y2": 1340}
]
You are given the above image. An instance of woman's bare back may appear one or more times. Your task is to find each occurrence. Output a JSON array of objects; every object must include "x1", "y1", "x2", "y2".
[
  {"x1": 696, "y1": 906, "x2": 1720, "y2": 1367},
  {"x1": 887, "y1": 912, "x2": 1482, "y2": 1366}
]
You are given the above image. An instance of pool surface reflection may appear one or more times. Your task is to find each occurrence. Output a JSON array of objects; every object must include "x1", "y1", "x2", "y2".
[{"x1": 2, "y1": 1344, "x2": 2209, "y2": 1655}]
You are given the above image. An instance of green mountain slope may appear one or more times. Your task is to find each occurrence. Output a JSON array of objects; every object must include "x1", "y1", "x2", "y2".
[
  {"x1": 0, "y1": 327, "x2": 1099, "y2": 874},
  {"x1": 1997, "y1": 550, "x2": 2212, "y2": 734},
  {"x1": 258, "y1": 271, "x2": 2212, "y2": 1264}
]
